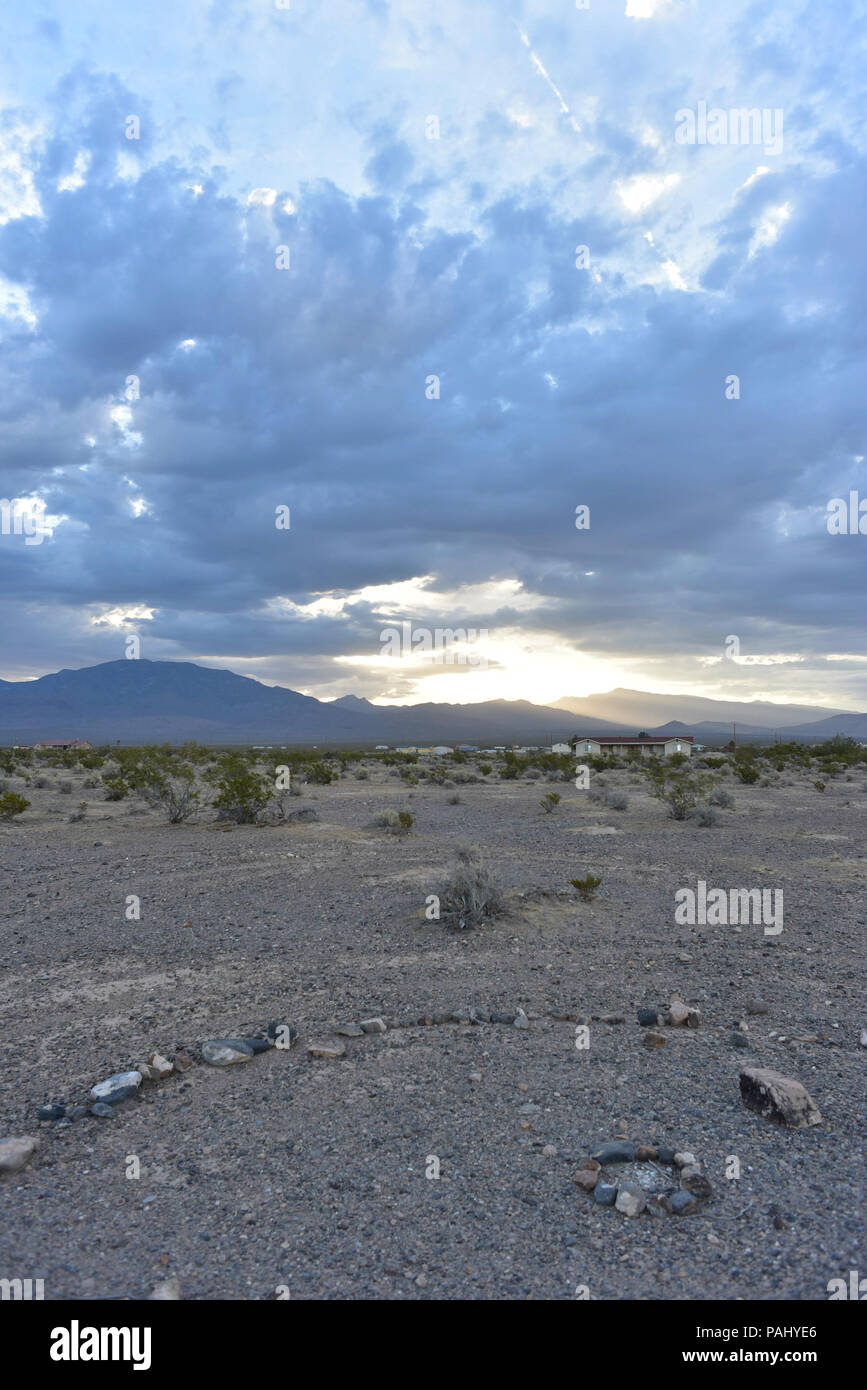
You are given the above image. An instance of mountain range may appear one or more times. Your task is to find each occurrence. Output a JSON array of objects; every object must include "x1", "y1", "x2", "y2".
[{"x1": 0, "y1": 661, "x2": 864, "y2": 746}]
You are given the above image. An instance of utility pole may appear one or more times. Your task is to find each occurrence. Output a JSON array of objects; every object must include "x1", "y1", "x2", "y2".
[{"x1": 733, "y1": 721, "x2": 737, "y2": 749}]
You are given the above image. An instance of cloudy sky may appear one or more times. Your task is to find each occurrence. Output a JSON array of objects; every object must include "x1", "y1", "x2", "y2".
[{"x1": 0, "y1": 0, "x2": 864, "y2": 709}]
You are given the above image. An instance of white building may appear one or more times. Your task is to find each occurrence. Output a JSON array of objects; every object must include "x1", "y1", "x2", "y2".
[
  {"x1": 570, "y1": 734, "x2": 693, "y2": 758},
  {"x1": 551, "y1": 743, "x2": 571, "y2": 754}
]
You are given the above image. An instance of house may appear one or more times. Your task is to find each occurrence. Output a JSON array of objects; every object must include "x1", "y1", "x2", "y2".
[
  {"x1": 570, "y1": 733, "x2": 693, "y2": 759},
  {"x1": 33, "y1": 739, "x2": 93, "y2": 752},
  {"x1": 431, "y1": 746, "x2": 453, "y2": 756},
  {"x1": 457, "y1": 745, "x2": 478, "y2": 752},
  {"x1": 551, "y1": 742, "x2": 571, "y2": 754},
  {"x1": 375, "y1": 745, "x2": 389, "y2": 750}
]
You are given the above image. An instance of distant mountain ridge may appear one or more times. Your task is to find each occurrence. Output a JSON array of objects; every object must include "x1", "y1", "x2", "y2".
[{"x1": 0, "y1": 661, "x2": 864, "y2": 746}]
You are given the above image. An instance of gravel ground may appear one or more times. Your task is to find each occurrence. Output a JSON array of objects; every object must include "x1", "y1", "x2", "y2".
[{"x1": 0, "y1": 762, "x2": 864, "y2": 1299}]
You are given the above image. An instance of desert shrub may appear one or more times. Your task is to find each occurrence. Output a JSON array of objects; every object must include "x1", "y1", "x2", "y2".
[
  {"x1": 478, "y1": 763, "x2": 492, "y2": 776},
  {"x1": 0, "y1": 792, "x2": 29, "y2": 821},
  {"x1": 67, "y1": 801, "x2": 88, "y2": 822},
  {"x1": 34, "y1": 776, "x2": 50, "y2": 789},
  {"x1": 355, "y1": 768, "x2": 369, "y2": 780},
  {"x1": 439, "y1": 846, "x2": 503, "y2": 930},
  {"x1": 102, "y1": 775, "x2": 128, "y2": 801},
  {"x1": 138, "y1": 758, "x2": 201, "y2": 824},
  {"x1": 701, "y1": 756, "x2": 727, "y2": 770},
  {"x1": 540, "y1": 791, "x2": 561, "y2": 813},
  {"x1": 83, "y1": 775, "x2": 101, "y2": 789},
  {"x1": 693, "y1": 804, "x2": 719, "y2": 827},
  {"x1": 604, "y1": 790, "x2": 629, "y2": 811},
  {"x1": 644, "y1": 760, "x2": 716, "y2": 821},
  {"x1": 58, "y1": 780, "x2": 73, "y2": 794},
  {"x1": 709, "y1": 787, "x2": 733, "y2": 808},
  {"x1": 571, "y1": 873, "x2": 602, "y2": 902},
  {"x1": 0, "y1": 779, "x2": 7, "y2": 793},
  {"x1": 301, "y1": 759, "x2": 336, "y2": 785},
  {"x1": 524, "y1": 768, "x2": 540, "y2": 780},
  {"x1": 814, "y1": 780, "x2": 826, "y2": 792},
  {"x1": 733, "y1": 753, "x2": 760, "y2": 784},
  {"x1": 447, "y1": 793, "x2": 462, "y2": 805},
  {"x1": 373, "y1": 809, "x2": 414, "y2": 836},
  {"x1": 426, "y1": 765, "x2": 449, "y2": 785}
]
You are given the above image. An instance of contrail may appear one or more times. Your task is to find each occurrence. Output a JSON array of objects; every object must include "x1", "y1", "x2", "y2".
[{"x1": 516, "y1": 25, "x2": 581, "y2": 135}]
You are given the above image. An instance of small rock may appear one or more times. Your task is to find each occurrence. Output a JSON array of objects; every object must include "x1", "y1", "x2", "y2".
[
  {"x1": 859, "y1": 1029, "x2": 867, "y2": 1048},
  {"x1": 182, "y1": 920, "x2": 193, "y2": 929},
  {"x1": 37, "y1": 1104, "x2": 65, "y2": 1122},
  {"x1": 149, "y1": 1278, "x2": 181, "y2": 1300},
  {"x1": 615, "y1": 1183, "x2": 647, "y2": 1217},
  {"x1": 173, "y1": 1051, "x2": 195, "y2": 1072},
  {"x1": 469, "y1": 1072, "x2": 482, "y2": 1082},
  {"x1": 0, "y1": 1136, "x2": 38, "y2": 1173},
  {"x1": 136, "y1": 1064, "x2": 158, "y2": 1082},
  {"x1": 682, "y1": 1170, "x2": 713, "y2": 1199},
  {"x1": 637, "y1": 1008, "x2": 660, "y2": 1027},
  {"x1": 655, "y1": 1145, "x2": 677, "y2": 1165},
  {"x1": 307, "y1": 1041, "x2": 346, "y2": 1060},
  {"x1": 642, "y1": 1031, "x2": 666, "y2": 1048},
  {"x1": 336, "y1": 1023, "x2": 365, "y2": 1037},
  {"x1": 739, "y1": 1067, "x2": 822, "y2": 1128},
  {"x1": 668, "y1": 1002, "x2": 690, "y2": 1027},
  {"x1": 575, "y1": 1168, "x2": 599, "y2": 1192},
  {"x1": 686, "y1": 1008, "x2": 701, "y2": 1028},
  {"x1": 90, "y1": 1103, "x2": 116, "y2": 1118},
  {"x1": 674, "y1": 1151, "x2": 697, "y2": 1169},
  {"x1": 491, "y1": 1011, "x2": 518, "y2": 1024},
  {"x1": 541, "y1": 1144, "x2": 558, "y2": 1157},
  {"x1": 730, "y1": 1031, "x2": 750, "y2": 1050},
  {"x1": 665, "y1": 1190, "x2": 698, "y2": 1215},
  {"x1": 577, "y1": 1158, "x2": 601, "y2": 1172},
  {"x1": 513, "y1": 1012, "x2": 530, "y2": 1030},
  {"x1": 67, "y1": 1107, "x2": 88, "y2": 1122},
  {"x1": 202, "y1": 1040, "x2": 255, "y2": 1066},
  {"x1": 593, "y1": 1181, "x2": 618, "y2": 1206},
  {"x1": 592, "y1": 1141, "x2": 635, "y2": 1163},
  {"x1": 746, "y1": 1000, "x2": 769, "y2": 1015},
  {"x1": 634, "y1": 1144, "x2": 658, "y2": 1161},
  {"x1": 360, "y1": 1018, "x2": 387, "y2": 1034},
  {"x1": 90, "y1": 1070, "x2": 143, "y2": 1105},
  {"x1": 598, "y1": 1013, "x2": 625, "y2": 1025},
  {"x1": 148, "y1": 1053, "x2": 174, "y2": 1079},
  {"x1": 469, "y1": 1008, "x2": 489, "y2": 1024}
]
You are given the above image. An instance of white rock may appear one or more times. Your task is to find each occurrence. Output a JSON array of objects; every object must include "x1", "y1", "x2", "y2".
[
  {"x1": 360, "y1": 1018, "x2": 387, "y2": 1034},
  {"x1": 0, "y1": 1136, "x2": 38, "y2": 1175},
  {"x1": 307, "y1": 1041, "x2": 346, "y2": 1060},
  {"x1": 148, "y1": 1052, "x2": 174, "y2": 1079},
  {"x1": 149, "y1": 1278, "x2": 181, "y2": 1300},
  {"x1": 90, "y1": 1070, "x2": 143, "y2": 1103},
  {"x1": 674, "y1": 1151, "x2": 698, "y2": 1169},
  {"x1": 615, "y1": 1183, "x2": 647, "y2": 1217},
  {"x1": 668, "y1": 1002, "x2": 690, "y2": 1026}
]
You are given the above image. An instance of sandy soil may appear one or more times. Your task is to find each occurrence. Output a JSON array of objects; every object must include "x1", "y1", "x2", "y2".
[{"x1": 0, "y1": 759, "x2": 864, "y2": 1300}]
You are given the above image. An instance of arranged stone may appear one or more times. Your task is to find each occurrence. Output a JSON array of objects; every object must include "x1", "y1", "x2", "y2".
[
  {"x1": 674, "y1": 1151, "x2": 697, "y2": 1169},
  {"x1": 575, "y1": 1168, "x2": 599, "y2": 1192},
  {"x1": 469, "y1": 1008, "x2": 489, "y2": 1024},
  {"x1": 37, "y1": 1104, "x2": 65, "y2": 1122},
  {"x1": 0, "y1": 1136, "x2": 38, "y2": 1174},
  {"x1": 136, "y1": 1063, "x2": 158, "y2": 1082},
  {"x1": 637, "y1": 1008, "x2": 660, "y2": 1027},
  {"x1": 307, "y1": 1041, "x2": 346, "y2": 1060},
  {"x1": 360, "y1": 1017, "x2": 387, "y2": 1034},
  {"x1": 681, "y1": 1170, "x2": 713, "y2": 1198},
  {"x1": 592, "y1": 1140, "x2": 635, "y2": 1163},
  {"x1": 173, "y1": 1051, "x2": 195, "y2": 1072},
  {"x1": 598, "y1": 1013, "x2": 625, "y2": 1025},
  {"x1": 615, "y1": 1183, "x2": 647, "y2": 1217},
  {"x1": 655, "y1": 1145, "x2": 677, "y2": 1165},
  {"x1": 67, "y1": 1107, "x2": 88, "y2": 1121},
  {"x1": 243, "y1": 1037, "x2": 271, "y2": 1054},
  {"x1": 739, "y1": 1067, "x2": 822, "y2": 1128},
  {"x1": 90, "y1": 1103, "x2": 116, "y2": 1118},
  {"x1": 746, "y1": 1000, "x2": 769, "y2": 1015},
  {"x1": 668, "y1": 1001, "x2": 690, "y2": 1026},
  {"x1": 90, "y1": 1070, "x2": 143, "y2": 1105},
  {"x1": 686, "y1": 1008, "x2": 701, "y2": 1027},
  {"x1": 665, "y1": 1190, "x2": 698, "y2": 1215},
  {"x1": 593, "y1": 1181, "x2": 618, "y2": 1206},
  {"x1": 730, "y1": 1031, "x2": 750, "y2": 1049},
  {"x1": 634, "y1": 1144, "x2": 657, "y2": 1161},
  {"x1": 642, "y1": 1031, "x2": 666, "y2": 1048},
  {"x1": 513, "y1": 1012, "x2": 529, "y2": 1030},
  {"x1": 491, "y1": 1011, "x2": 518, "y2": 1024},
  {"x1": 148, "y1": 1053, "x2": 174, "y2": 1079},
  {"x1": 335, "y1": 1023, "x2": 364, "y2": 1037},
  {"x1": 202, "y1": 1039, "x2": 256, "y2": 1065}
]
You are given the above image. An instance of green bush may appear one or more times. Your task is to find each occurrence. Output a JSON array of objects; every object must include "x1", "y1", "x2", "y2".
[
  {"x1": 102, "y1": 774, "x2": 129, "y2": 801},
  {"x1": 540, "y1": 791, "x2": 561, "y2": 813},
  {"x1": 0, "y1": 792, "x2": 29, "y2": 821},
  {"x1": 571, "y1": 873, "x2": 602, "y2": 902}
]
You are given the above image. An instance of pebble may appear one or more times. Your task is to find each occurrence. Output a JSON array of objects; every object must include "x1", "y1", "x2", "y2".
[
  {"x1": 307, "y1": 1041, "x2": 346, "y2": 1060},
  {"x1": 173, "y1": 1051, "x2": 195, "y2": 1072},
  {"x1": 730, "y1": 1031, "x2": 751, "y2": 1049},
  {"x1": 615, "y1": 1183, "x2": 647, "y2": 1217},
  {"x1": 336, "y1": 1023, "x2": 364, "y2": 1037},
  {"x1": 674, "y1": 1152, "x2": 697, "y2": 1169},
  {"x1": 668, "y1": 1002, "x2": 690, "y2": 1026},
  {"x1": 634, "y1": 1144, "x2": 657, "y2": 1161},
  {"x1": 148, "y1": 1053, "x2": 174, "y2": 1079},
  {"x1": 598, "y1": 1013, "x2": 625, "y2": 1025},
  {"x1": 0, "y1": 1136, "x2": 38, "y2": 1173},
  {"x1": 37, "y1": 1104, "x2": 65, "y2": 1122},
  {"x1": 593, "y1": 1181, "x2": 618, "y2": 1207},
  {"x1": 90, "y1": 1071, "x2": 143, "y2": 1105},
  {"x1": 149, "y1": 1278, "x2": 181, "y2": 1300},
  {"x1": 469, "y1": 1072, "x2": 482, "y2": 1082},
  {"x1": 360, "y1": 1018, "x2": 387, "y2": 1034},
  {"x1": 137, "y1": 1064, "x2": 158, "y2": 1082},
  {"x1": 642, "y1": 1031, "x2": 666, "y2": 1048},
  {"x1": 656, "y1": 1146, "x2": 677, "y2": 1165},
  {"x1": 491, "y1": 1011, "x2": 518, "y2": 1024},
  {"x1": 681, "y1": 1170, "x2": 713, "y2": 1198},
  {"x1": 860, "y1": 1029, "x2": 867, "y2": 1048},
  {"x1": 469, "y1": 1008, "x2": 489, "y2": 1024},
  {"x1": 747, "y1": 1000, "x2": 769, "y2": 1015},
  {"x1": 592, "y1": 1141, "x2": 635, "y2": 1163},
  {"x1": 575, "y1": 1168, "x2": 599, "y2": 1192},
  {"x1": 637, "y1": 1008, "x2": 660, "y2": 1026},
  {"x1": 513, "y1": 1012, "x2": 530, "y2": 1030},
  {"x1": 202, "y1": 1040, "x2": 255, "y2": 1066},
  {"x1": 541, "y1": 1144, "x2": 558, "y2": 1157},
  {"x1": 90, "y1": 1103, "x2": 116, "y2": 1118}
]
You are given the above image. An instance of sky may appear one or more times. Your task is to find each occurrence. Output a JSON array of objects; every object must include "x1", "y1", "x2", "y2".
[{"x1": 0, "y1": 0, "x2": 865, "y2": 709}]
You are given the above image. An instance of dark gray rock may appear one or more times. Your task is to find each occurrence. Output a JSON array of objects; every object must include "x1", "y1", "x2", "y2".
[
  {"x1": 637, "y1": 1008, "x2": 660, "y2": 1026},
  {"x1": 666, "y1": 1190, "x2": 698, "y2": 1214},
  {"x1": 593, "y1": 1181, "x2": 618, "y2": 1206},
  {"x1": 730, "y1": 1030, "x2": 750, "y2": 1049},
  {"x1": 90, "y1": 1103, "x2": 116, "y2": 1118},
  {"x1": 37, "y1": 1104, "x2": 65, "y2": 1122},
  {"x1": 491, "y1": 1011, "x2": 518, "y2": 1024},
  {"x1": 655, "y1": 1145, "x2": 677, "y2": 1164},
  {"x1": 592, "y1": 1141, "x2": 635, "y2": 1164}
]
